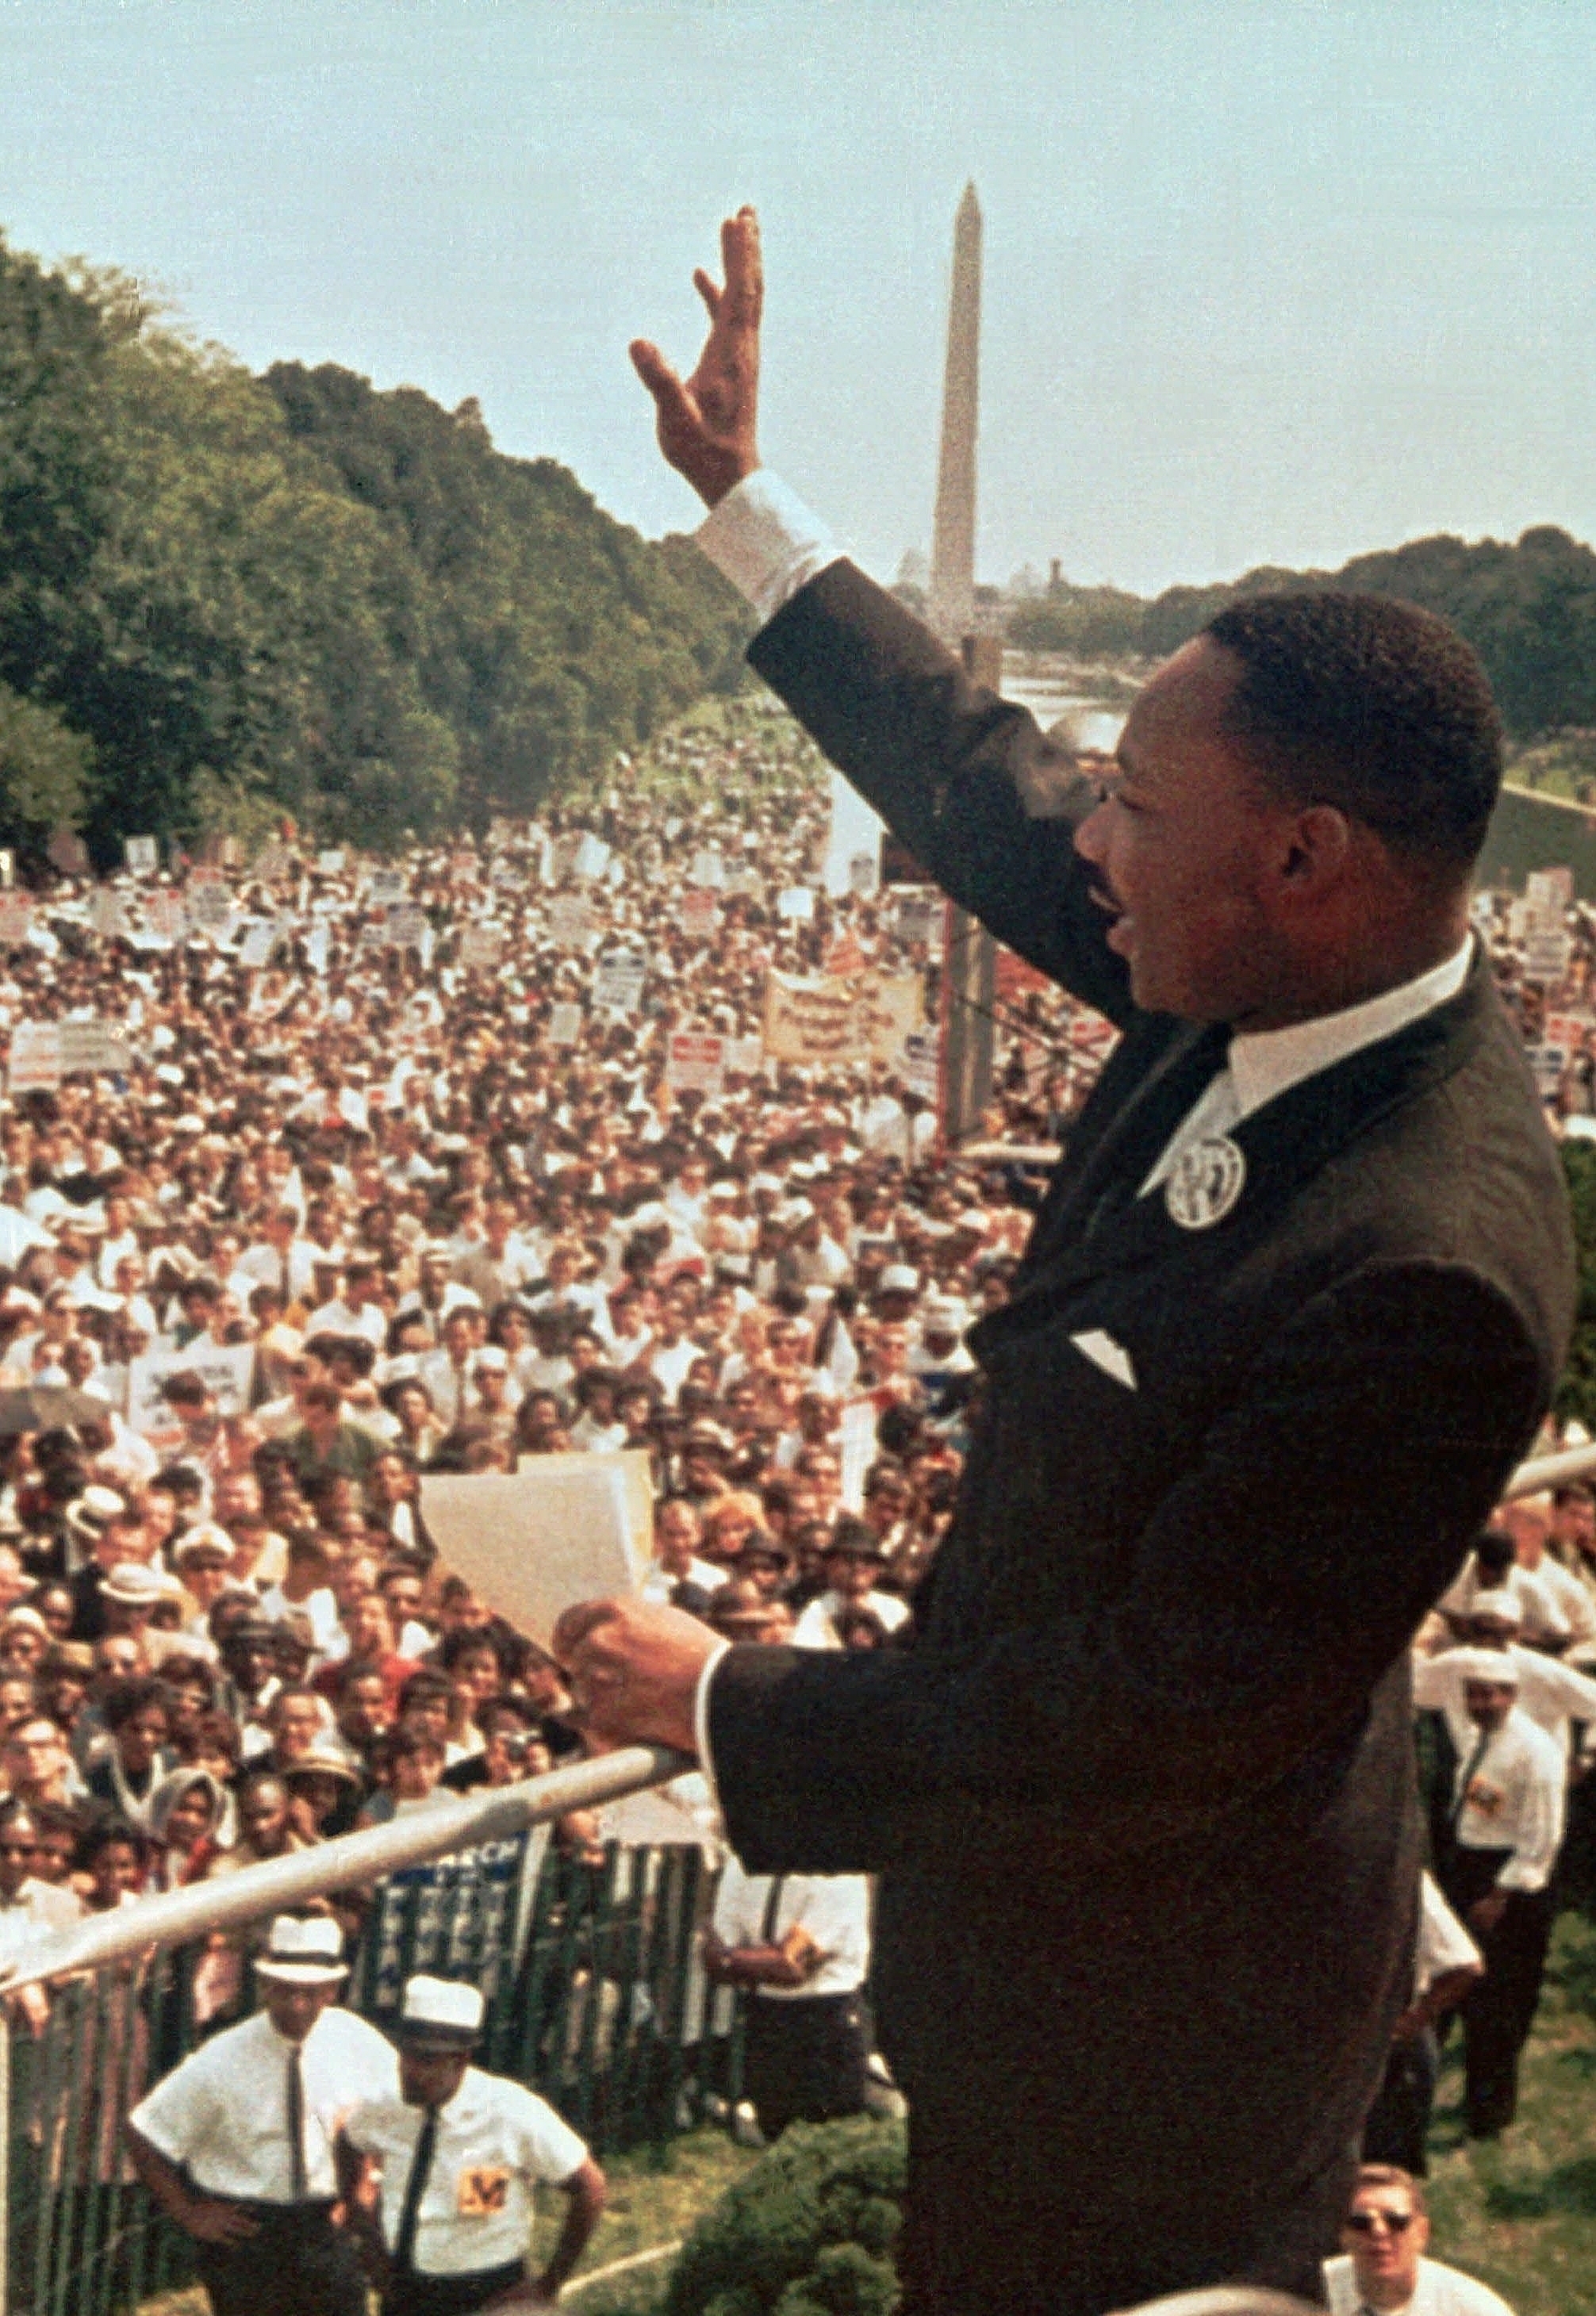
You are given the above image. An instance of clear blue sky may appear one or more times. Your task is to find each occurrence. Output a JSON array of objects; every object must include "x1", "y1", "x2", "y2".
[{"x1": 2, "y1": 1, "x2": 1592, "y2": 596}]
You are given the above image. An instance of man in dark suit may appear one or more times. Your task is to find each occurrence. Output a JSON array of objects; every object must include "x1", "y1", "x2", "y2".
[{"x1": 554, "y1": 212, "x2": 1575, "y2": 2313}]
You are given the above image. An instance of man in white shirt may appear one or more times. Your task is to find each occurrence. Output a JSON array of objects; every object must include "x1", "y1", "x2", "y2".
[
  {"x1": 1322, "y1": 2165, "x2": 1515, "y2": 2315},
  {"x1": 789, "y1": 1522, "x2": 911, "y2": 1650},
  {"x1": 127, "y1": 1914, "x2": 397, "y2": 2316},
  {"x1": 1414, "y1": 1598, "x2": 1596, "y2": 1766},
  {"x1": 706, "y1": 1856, "x2": 872, "y2": 2142},
  {"x1": 340, "y1": 1974, "x2": 604, "y2": 2315},
  {"x1": 1420, "y1": 1651, "x2": 1566, "y2": 2140}
]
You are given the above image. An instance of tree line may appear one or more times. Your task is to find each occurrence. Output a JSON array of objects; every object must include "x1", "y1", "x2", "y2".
[
  {"x1": 0, "y1": 236, "x2": 751, "y2": 862},
  {"x1": 1009, "y1": 527, "x2": 1596, "y2": 744}
]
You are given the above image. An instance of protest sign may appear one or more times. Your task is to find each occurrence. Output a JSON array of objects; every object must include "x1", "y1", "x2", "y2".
[
  {"x1": 666, "y1": 1031, "x2": 726, "y2": 1096},
  {"x1": 127, "y1": 1340, "x2": 256, "y2": 1435},
  {"x1": 680, "y1": 889, "x2": 720, "y2": 941},
  {"x1": 1524, "y1": 930, "x2": 1572, "y2": 985},
  {"x1": 903, "y1": 1028, "x2": 941, "y2": 1102},
  {"x1": 8, "y1": 1022, "x2": 60, "y2": 1095},
  {"x1": 894, "y1": 889, "x2": 940, "y2": 949},
  {"x1": 571, "y1": 833, "x2": 611, "y2": 881},
  {"x1": 145, "y1": 892, "x2": 186, "y2": 944},
  {"x1": 547, "y1": 895, "x2": 591, "y2": 946},
  {"x1": 458, "y1": 924, "x2": 505, "y2": 969},
  {"x1": 59, "y1": 1021, "x2": 132, "y2": 1077},
  {"x1": 724, "y1": 1035, "x2": 765, "y2": 1077},
  {"x1": 185, "y1": 875, "x2": 232, "y2": 935},
  {"x1": 123, "y1": 836, "x2": 159, "y2": 876},
  {"x1": 368, "y1": 868, "x2": 406, "y2": 907},
  {"x1": 89, "y1": 888, "x2": 125, "y2": 940},
  {"x1": 305, "y1": 924, "x2": 331, "y2": 974},
  {"x1": 547, "y1": 1001, "x2": 584, "y2": 1046},
  {"x1": 236, "y1": 920, "x2": 279, "y2": 969},
  {"x1": 1526, "y1": 867, "x2": 1574, "y2": 922},
  {"x1": 689, "y1": 846, "x2": 724, "y2": 889},
  {"x1": 419, "y1": 1454, "x2": 650, "y2": 1647},
  {"x1": 385, "y1": 905, "x2": 429, "y2": 950},
  {"x1": 316, "y1": 849, "x2": 346, "y2": 876},
  {"x1": 252, "y1": 841, "x2": 292, "y2": 882},
  {"x1": 0, "y1": 894, "x2": 34, "y2": 947},
  {"x1": 763, "y1": 968, "x2": 925, "y2": 1069},
  {"x1": 48, "y1": 829, "x2": 89, "y2": 877},
  {"x1": 777, "y1": 885, "x2": 815, "y2": 922},
  {"x1": 592, "y1": 953, "x2": 646, "y2": 1014},
  {"x1": 846, "y1": 849, "x2": 879, "y2": 899},
  {"x1": 823, "y1": 933, "x2": 866, "y2": 977}
]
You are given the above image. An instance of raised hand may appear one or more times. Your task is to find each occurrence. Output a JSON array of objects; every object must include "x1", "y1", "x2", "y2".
[{"x1": 631, "y1": 206, "x2": 762, "y2": 507}]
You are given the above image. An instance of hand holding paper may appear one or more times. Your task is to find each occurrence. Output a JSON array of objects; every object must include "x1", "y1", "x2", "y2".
[{"x1": 551, "y1": 1597, "x2": 718, "y2": 1755}]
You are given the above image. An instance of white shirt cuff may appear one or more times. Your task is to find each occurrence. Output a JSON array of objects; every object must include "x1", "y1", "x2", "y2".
[
  {"x1": 693, "y1": 1639, "x2": 732, "y2": 1804},
  {"x1": 695, "y1": 471, "x2": 844, "y2": 629}
]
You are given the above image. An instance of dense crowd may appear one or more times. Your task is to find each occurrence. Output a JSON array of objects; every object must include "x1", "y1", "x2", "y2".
[{"x1": 0, "y1": 701, "x2": 1588, "y2": 2171}]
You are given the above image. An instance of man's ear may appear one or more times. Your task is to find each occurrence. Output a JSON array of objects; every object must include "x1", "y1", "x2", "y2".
[{"x1": 1279, "y1": 803, "x2": 1353, "y2": 891}]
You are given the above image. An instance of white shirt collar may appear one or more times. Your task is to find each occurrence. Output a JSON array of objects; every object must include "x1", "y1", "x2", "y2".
[{"x1": 1227, "y1": 935, "x2": 1474, "y2": 1125}]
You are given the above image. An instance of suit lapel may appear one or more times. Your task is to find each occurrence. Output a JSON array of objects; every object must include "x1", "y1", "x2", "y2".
[{"x1": 988, "y1": 955, "x2": 1497, "y2": 1336}]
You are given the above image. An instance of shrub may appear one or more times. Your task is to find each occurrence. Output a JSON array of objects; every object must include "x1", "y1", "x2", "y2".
[{"x1": 663, "y1": 2118, "x2": 907, "y2": 2316}]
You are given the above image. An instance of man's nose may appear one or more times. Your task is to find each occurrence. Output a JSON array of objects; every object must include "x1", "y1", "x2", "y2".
[{"x1": 1073, "y1": 797, "x2": 1108, "y2": 865}]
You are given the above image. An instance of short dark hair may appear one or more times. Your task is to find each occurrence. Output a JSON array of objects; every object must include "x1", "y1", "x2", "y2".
[{"x1": 1203, "y1": 592, "x2": 1502, "y2": 868}]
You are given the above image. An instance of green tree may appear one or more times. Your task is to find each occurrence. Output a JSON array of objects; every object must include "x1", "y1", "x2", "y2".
[{"x1": 0, "y1": 682, "x2": 92, "y2": 838}]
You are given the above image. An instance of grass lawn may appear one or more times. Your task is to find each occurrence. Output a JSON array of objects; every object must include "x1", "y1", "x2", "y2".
[{"x1": 1425, "y1": 1909, "x2": 1596, "y2": 2315}]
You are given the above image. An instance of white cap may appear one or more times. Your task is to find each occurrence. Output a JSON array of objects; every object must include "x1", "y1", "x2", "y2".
[
  {"x1": 398, "y1": 1973, "x2": 485, "y2": 2046},
  {"x1": 1448, "y1": 1645, "x2": 1521, "y2": 1687},
  {"x1": 879, "y1": 1263, "x2": 920, "y2": 1295},
  {"x1": 255, "y1": 1915, "x2": 348, "y2": 1984}
]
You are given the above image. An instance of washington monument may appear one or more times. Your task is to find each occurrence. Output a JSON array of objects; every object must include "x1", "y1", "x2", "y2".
[{"x1": 927, "y1": 181, "x2": 982, "y2": 647}]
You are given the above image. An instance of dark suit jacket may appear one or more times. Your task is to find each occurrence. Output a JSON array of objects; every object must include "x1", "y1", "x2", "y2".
[{"x1": 707, "y1": 562, "x2": 1576, "y2": 2303}]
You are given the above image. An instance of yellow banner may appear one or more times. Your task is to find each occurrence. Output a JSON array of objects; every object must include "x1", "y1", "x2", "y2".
[{"x1": 763, "y1": 968, "x2": 925, "y2": 1068}]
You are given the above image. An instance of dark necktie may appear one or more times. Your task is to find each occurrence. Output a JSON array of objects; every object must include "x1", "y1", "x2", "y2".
[
  {"x1": 393, "y1": 2107, "x2": 439, "y2": 2276},
  {"x1": 286, "y1": 2046, "x2": 308, "y2": 2200},
  {"x1": 1451, "y1": 1727, "x2": 1492, "y2": 1833}
]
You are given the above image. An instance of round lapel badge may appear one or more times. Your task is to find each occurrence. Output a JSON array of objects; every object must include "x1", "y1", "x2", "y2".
[{"x1": 1164, "y1": 1134, "x2": 1246, "y2": 1231}]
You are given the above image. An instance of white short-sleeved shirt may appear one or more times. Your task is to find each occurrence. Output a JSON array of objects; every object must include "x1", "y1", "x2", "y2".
[
  {"x1": 1414, "y1": 1871, "x2": 1482, "y2": 1997},
  {"x1": 711, "y1": 1858, "x2": 871, "y2": 2000},
  {"x1": 1322, "y1": 2250, "x2": 1516, "y2": 2314},
  {"x1": 130, "y1": 2003, "x2": 398, "y2": 2203},
  {"x1": 343, "y1": 2068, "x2": 589, "y2": 2278},
  {"x1": 790, "y1": 1589, "x2": 910, "y2": 1651}
]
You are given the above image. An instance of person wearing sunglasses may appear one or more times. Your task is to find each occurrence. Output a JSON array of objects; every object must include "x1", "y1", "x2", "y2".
[{"x1": 1322, "y1": 2164, "x2": 1514, "y2": 2314}]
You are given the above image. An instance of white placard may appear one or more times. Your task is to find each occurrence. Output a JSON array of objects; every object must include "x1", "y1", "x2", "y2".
[
  {"x1": 7, "y1": 1021, "x2": 60, "y2": 1095},
  {"x1": 316, "y1": 849, "x2": 347, "y2": 876},
  {"x1": 679, "y1": 890, "x2": 720, "y2": 941},
  {"x1": 368, "y1": 868, "x2": 406, "y2": 907},
  {"x1": 89, "y1": 888, "x2": 125, "y2": 940},
  {"x1": 386, "y1": 905, "x2": 429, "y2": 950},
  {"x1": 420, "y1": 1455, "x2": 650, "y2": 1647},
  {"x1": 1524, "y1": 930, "x2": 1572, "y2": 984},
  {"x1": 145, "y1": 892, "x2": 186, "y2": 945},
  {"x1": 185, "y1": 876, "x2": 232, "y2": 934},
  {"x1": 547, "y1": 895, "x2": 591, "y2": 946},
  {"x1": 777, "y1": 886, "x2": 815, "y2": 922},
  {"x1": 58, "y1": 1021, "x2": 131, "y2": 1077},
  {"x1": 666, "y1": 1031, "x2": 725, "y2": 1096},
  {"x1": 1526, "y1": 868, "x2": 1574, "y2": 921},
  {"x1": 593, "y1": 954, "x2": 646, "y2": 1014},
  {"x1": 458, "y1": 925, "x2": 505, "y2": 969},
  {"x1": 236, "y1": 920, "x2": 279, "y2": 969},
  {"x1": 547, "y1": 1001, "x2": 584, "y2": 1047},
  {"x1": 689, "y1": 847, "x2": 724, "y2": 890},
  {"x1": 571, "y1": 833, "x2": 611, "y2": 881},
  {"x1": 123, "y1": 837, "x2": 159, "y2": 876},
  {"x1": 0, "y1": 895, "x2": 34, "y2": 947},
  {"x1": 902, "y1": 1028, "x2": 941, "y2": 1102},
  {"x1": 126, "y1": 1340, "x2": 256, "y2": 1434}
]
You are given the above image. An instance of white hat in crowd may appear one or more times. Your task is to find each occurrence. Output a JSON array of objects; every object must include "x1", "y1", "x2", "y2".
[
  {"x1": 397, "y1": 1974, "x2": 485, "y2": 2049},
  {"x1": 255, "y1": 1915, "x2": 349, "y2": 1984}
]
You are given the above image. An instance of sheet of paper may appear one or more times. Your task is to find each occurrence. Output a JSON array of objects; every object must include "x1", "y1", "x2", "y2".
[{"x1": 419, "y1": 1451, "x2": 652, "y2": 1647}]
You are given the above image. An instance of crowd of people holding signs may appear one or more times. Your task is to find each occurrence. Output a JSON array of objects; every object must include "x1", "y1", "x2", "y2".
[{"x1": 0, "y1": 699, "x2": 1582, "y2": 2301}]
